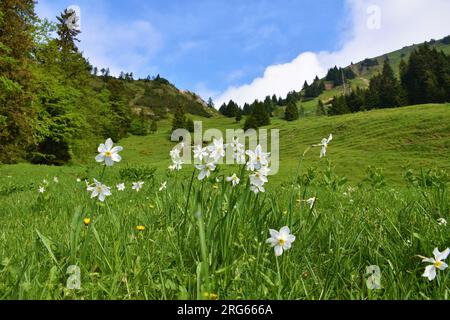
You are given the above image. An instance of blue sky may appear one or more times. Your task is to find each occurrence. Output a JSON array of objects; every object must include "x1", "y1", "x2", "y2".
[
  {"x1": 36, "y1": 0, "x2": 450, "y2": 105},
  {"x1": 36, "y1": 0, "x2": 348, "y2": 98}
]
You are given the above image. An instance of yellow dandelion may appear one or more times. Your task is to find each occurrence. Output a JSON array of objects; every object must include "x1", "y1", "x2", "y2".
[
  {"x1": 202, "y1": 292, "x2": 218, "y2": 300},
  {"x1": 136, "y1": 225, "x2": 145, "y2": 232},
  {"x1": 212, "y1": 185, "x2": 219, "y2": 190},
  {"x1": 83, "y1": 218, "x2": 91, "y2": 226}
]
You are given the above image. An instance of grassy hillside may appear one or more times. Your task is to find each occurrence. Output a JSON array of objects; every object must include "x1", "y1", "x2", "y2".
[
  {"x1": 0, "y1": 106, "x2": 449, "y2": 300},
  {"x1": 92, "y1": 77, "x2": 218, "y2": 120},
  {"x1": 296, "y1": 36, "x2": 450, "y2": 116},
  {"x1": 2, "y1": 103, "x2": 449, "y2": 186}
]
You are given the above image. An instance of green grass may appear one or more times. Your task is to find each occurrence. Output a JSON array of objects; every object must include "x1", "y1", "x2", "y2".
[{"x1": 0, "y1": 104, "x2": 449, "y2": 299}]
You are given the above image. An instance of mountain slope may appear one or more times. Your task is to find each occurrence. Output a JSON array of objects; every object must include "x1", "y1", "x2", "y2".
[
  {"x1": 2, "y1": 103, "x2": 448, "y2": 186},
  {"x1": 92, "y1": 76, "x2": 218, "y2": 120},
  {"x1": 298, "y1": 35, "x2": 450, "y2": 115}
]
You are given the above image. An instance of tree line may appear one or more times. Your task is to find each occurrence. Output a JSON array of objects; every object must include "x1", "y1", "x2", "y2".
[
  {"x1": 0, "y1": 1, "x2": 179, "y2": 164},
  {"x1": 218, "y1": 42, "x2": 449, "y2": 128},
  {"x1": 328, "y1": 44, "x2": 450, "y2": 115}
]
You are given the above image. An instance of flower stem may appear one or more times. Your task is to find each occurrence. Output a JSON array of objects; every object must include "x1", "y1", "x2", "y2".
[
  {"x1": 184, "y1": 167, "x2": 196, "y2": 215},
  {"x1": 275, "y1": 255, "x2": 282, "y2": 299},
  {"x1": 99, "y1": 165, "x2": 106, "y2": 182}
]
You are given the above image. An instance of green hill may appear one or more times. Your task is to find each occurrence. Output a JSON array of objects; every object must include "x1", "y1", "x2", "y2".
[
  {"x1": 2, "y1": 103, "x2": 449, "y2": 186},
  {"x1": 119, "y1": 103, "x2": 450, "y2": 186},
  {"x1": 124, "y1": 79, "x2": 217, "y2": 119},
  {"x1": 298, "y1": 35, "x2": 450, "y2": 115}
]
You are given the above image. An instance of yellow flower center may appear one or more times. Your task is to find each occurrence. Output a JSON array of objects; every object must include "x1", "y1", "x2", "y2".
[
  {"x1": 278, "y1": 238, "x2": 286, "y2": 246},
  {"x1": 105, "y1": 151, "x2": 112, "y2": 157},
  {"x1": 435, "y1": 261, "x2": 443, "y2": 268},
  {"x1": 96, "y1": 186, "x2": 102, "y2": 193},
  {"x1": 136, "y1": 226, "x2": 145, "y2": 232},
  {"x1": 83, "y1": 218, "x2": 91, "y2": 226},
  {"x1": 256, "y1": 156, "x2": 261, "y2": 161}
]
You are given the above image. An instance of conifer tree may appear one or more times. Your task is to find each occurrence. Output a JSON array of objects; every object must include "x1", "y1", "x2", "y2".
[
  {"x1": 172, "y1": 106, "x2": 186, "y2": 131},
  {"x1": 284, "y1": 101, "x2": 299, "y2": 121}
]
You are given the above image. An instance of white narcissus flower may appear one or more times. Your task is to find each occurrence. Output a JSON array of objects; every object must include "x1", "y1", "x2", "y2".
[
  {"x1": 266, "y1": 227, "x2": 296, "y2": 257},
  {"x1": 86, "y1": 179, "x2": 111, "y2": 202},
  {"x1": 195, "y1": 162, "x2": 216, "y2": 181},
  {"x1": 38, "y1": 186, "x2": 45, "y2": 193},
  {"x1": 226, "y1": 174, "x2": 240, "y2": 186},
  {"x1": 76, "y1": 178, "x2": 81, "y2": 183},
  {"x1": 132, "y1": 181, "x2": 144, "y2": 192},
  {"x1": 117, "y1": 183, "x2": 125, "y2": 191},
  {"x1": 208, "y1": 138, "x2": 225, "y2": 162},
  {"x1": 437, "y1": 218, "x2": 447, "y2": 226},
  {"x1": 193, "y1": 145, "x2": 208, "y2": 162},
  {"x1": 159, "y1": 181, "x2": 167, "y2": 191},
  {"x1": 250, "y1": 170, "x2": 268, "y2": 187},
  {"x1": 169, "y1": 148, "x2": 181, "y2": 159},
  {"x1": 422, "y1": 248, "x2": 450, "y2": 281},
  {"x1": 168, "y1": 158, "x2": 184, "y2": 171},
  {"x1": 230, "y1": 137, "x2": 246, "y2": 164},
  {"x1": 96, "y1": 138, "x2": 123, "y2": 166},
  {"x1": 43, "y1": 179, "x2": 48, "y2": 185},
  {"x1": 306, "y1": 197, "x2": 316, "y2": 209},
  {"x1": 246, "y1": 145, "x2": 270, "y2": 171},
  {"x1": 314, "y1": 134, "x2": 333, "y2": 158},
  {"x1": 250, "y1": 184, "x2": 265, "y2": 194},
  {"x1": 53, "y1": 177, "x2": 59, "y2": 183},
  {"x1": 169, "y1": 145, "x2": 184, "y2": 171}
]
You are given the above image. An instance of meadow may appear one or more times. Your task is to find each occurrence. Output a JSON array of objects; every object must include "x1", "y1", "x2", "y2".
[{"x1": 0, "y1": 103, "x2": 449, "y2": 300}]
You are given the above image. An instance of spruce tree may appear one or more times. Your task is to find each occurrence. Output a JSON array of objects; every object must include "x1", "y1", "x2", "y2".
[
  {"x1": 284, "y1": 101, "x2": 299, "y2": 121},
  {"x1": 172, "y1": 106, "x2": 186, "y2": 131},
  {"x1": 379, "y1": 59, "x2": 400, "y2": 107},
  {"x1": 235, "y1": 109, "x2": 242, "y2": 123},
  {"x1": 252, "y1": 101, "x2": 270, "y2": 126},
  {"x1": 243, "y1": 115, "x2": 258, "y2": 131}
]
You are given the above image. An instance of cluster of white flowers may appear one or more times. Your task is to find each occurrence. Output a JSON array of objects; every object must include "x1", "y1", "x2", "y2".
[
  {"x1": 192, "y1": 138, "x2": 224, "y2": 181},
  {"x1": 85, "y1": 138, "x2": 123, "y2": 202},
  {"x1": 170, "y1": 138, "x2": 272, "y2": 193},
  {"x1": 38, "y1": 177, "x2": 60, "y2": 194},
  {"x1": 169, "y1": 143, "x2": 185, "y2": 171},
  {"x1": 246, "y1": 145, "x2": 271, "y2": 194},
  {"x1": 230, "y1": 137, "x2": 246, "y2": 164}
]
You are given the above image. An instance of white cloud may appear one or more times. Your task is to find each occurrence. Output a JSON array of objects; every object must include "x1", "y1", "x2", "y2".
[
  {"x1": 215, "y1": 0, "x2": 450, "y2": 106},
  {"x1": 80, "y1": 19, "x2": 163, "y2": 77},
  {"x1": 35, "y1": 2, "x2": 163, "y2": 77}
]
